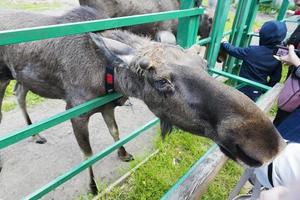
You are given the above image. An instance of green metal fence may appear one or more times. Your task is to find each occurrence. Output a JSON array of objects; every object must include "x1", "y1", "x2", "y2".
[
  {"x1": 161, "y1": 0, "x2": 296, "y2": 198},
  {"x1": 0, "y1": 0, "x2": 293, "y2": 199},
  {"x1": 0, "y1": 1, "x2": 205, "y2": 199}
]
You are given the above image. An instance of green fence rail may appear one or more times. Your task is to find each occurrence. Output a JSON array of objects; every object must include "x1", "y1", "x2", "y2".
[
  {"x1": 1, "y1": 0, "x2": 291, "y2": 198},
  {"x1": 26, "y1": 118, "x2": 160, "y2": 200},
  {"x1": 0, "y1": 8, "x2": 204, "y2": 46},
  {"x1": 209, "y1": 69, "x2": 271, "y2": 91},
  {"x1": 0, "y1": 4, "x2": 204, "y2": 199},
  {"x1": 0, "y1": 93, "x2": 123, "y2": 149}
]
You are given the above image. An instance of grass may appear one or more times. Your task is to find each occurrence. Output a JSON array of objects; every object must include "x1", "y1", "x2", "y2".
[
  {"x1": 0, "y1": 0, "x2": 63, "y2": 11},
  {"x1": 87, "y1": 130, "x2": 213, "y2": 200},
  {"x1": 2, "y1": 81, "x2": 44, "y2": 112},
  {"x1": 202, "y1": 160, "x2": 244, "y2": 200},
  {"x1": 268, "y1": 64, "x2": 289, "y2": 117},
  {"x1": 77, "y1": 130, "x2": 245, "y2": 200},
  {"x1": 0, "y1": 0, "x2": 61, "y2": 111},
  {"x1": 0, "y1": 1, "x2": 282, "y2": 199}
]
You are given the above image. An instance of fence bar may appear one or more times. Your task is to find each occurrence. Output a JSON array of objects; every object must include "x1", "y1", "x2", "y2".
[
  {"x1": 0, "y1": 93, "x2": 123, "y2": 149},
  {"x1": 277, "y1": 0, "x2": 289, "y2": 21},
  {"x1": 197, "y1": 30, "x2": 232, "y2": 46},
  {"x1": 209, "y1": 68, "x2": 271, "y2": 91},
  {"x1": 240, "y1": 0, "x2": 260, "y2": 47},
  {"x1": 25, "y1": 118, "x2": 160, "y2": 200},
  {"x1": 206, "y1": 0, "x2": 232, "y2": 69},
  {"x1": 225, "y1": 0, "x2": 252, "y2": 73},
  {"x1": 0, "y1": 8, "x2": 204, "y2": 46},
  {"x1": 176, "y1": 0, "x2": 200, "y2": 48}
]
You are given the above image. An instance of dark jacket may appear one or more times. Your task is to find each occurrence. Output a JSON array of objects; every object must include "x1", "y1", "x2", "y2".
[{"x1": 221, "y1": 21, "x2": 287, "y2": 87}]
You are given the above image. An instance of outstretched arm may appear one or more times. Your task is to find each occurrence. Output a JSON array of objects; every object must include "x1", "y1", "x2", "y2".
[{"x1": 221, "y1": 42, "x2": 250, "y2": 60}]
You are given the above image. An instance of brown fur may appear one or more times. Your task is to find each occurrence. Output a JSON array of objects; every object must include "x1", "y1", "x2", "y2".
[
  {"x1": 0, "y1": 7, "x2": 285, "y2": 194},
  {"x1": 79, "y1": 0, "x2": 212, "y2": 39}
]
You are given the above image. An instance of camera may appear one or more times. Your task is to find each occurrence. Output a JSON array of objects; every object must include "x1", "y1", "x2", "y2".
[{"x1": 273, "y1": 45, "x2": 300, "y2": 57}]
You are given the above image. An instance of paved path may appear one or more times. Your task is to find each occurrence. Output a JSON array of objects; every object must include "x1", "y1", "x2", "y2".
[{"x1": 0, "y1": 98, "x2": 157, "y2": 200}]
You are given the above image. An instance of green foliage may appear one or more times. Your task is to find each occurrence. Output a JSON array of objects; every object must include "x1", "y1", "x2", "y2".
[
  {"x1": 258, "y1": 3, "x2": 278, "y2": 15},
  {"x1": 4, "y1": 81, "x2": 15, "y2": 98},
  {"x1": 202, "y1": 160, "x2": 244, "y2": 200},
  {"x1": 2, "y1": 81, "x2": 44, "y2": 112},
  {"x1": 93, "y1": 130, "x2": 212, "y2": 200},
  {"x1": 2, "y1": 100, "x2": 17, "y2": 112},
  {"x1": 269, "y1": 64, "x2": 289, "y2": 117},
  {"x1": 0, "y1": 0, "x2": 62, "y2": 11}
]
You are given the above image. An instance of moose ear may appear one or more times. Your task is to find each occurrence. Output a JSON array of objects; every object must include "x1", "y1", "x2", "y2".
[{"x1": 89, "y1": 33, "x2": 135, "y2": 66}]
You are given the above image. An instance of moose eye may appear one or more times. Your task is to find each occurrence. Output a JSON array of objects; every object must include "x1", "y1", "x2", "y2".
[
  {"x1": 156, "y1": 79, "x2": 167, "y2": 85},
  {"x1": 153, "y1": 78, "x2": 174, "y2": 94}
]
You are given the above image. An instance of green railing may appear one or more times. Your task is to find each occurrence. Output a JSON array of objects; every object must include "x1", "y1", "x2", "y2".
[
  {"x1": 161, "y1": 0, "x2": 296, "y2": 198},
  {"x1": 0, "y1": 8, "x2": 203, "y2": 46},
  {"x1": 1, "y1": 0, "x2": 292, "y2": 198},
  {"x1": 0, "y1": 2, "x2": 206, "y2": 199}
]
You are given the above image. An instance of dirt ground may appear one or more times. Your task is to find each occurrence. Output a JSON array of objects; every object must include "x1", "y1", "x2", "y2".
[
  {"x1": 0, "y1": 2, "x2": 158, "y2": 200},
  {"x1": 0, "y1": 98, "x2": 157, "y2": 200},
  {"x1": 1, "y1": 1, "x2": 298, "y2": 199}
]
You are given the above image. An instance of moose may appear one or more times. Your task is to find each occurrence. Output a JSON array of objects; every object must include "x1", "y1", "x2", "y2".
[
  {"x1": 79, "y1": 0, "x2": 213, "y2": 41},
  {"x1": 0, "y1": 6, "x2": 285, "y2": 195},
  {"x1": 12, "y1": 0, "x2": 213, "y2": 144}
]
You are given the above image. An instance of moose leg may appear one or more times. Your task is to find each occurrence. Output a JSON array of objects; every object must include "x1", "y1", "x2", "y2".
[
  {"x1": 0, "y1": 152, "x2": 2, "y2": 173},
  {"x1": 14, "y1": 83, "x2": 47, "y2": 144},
  {"x1": 0, "y1": 80, "x2": 9, "y2": 174},
  {"x1": 102, "y1": 107, "x2": 134, "y2": 162},
  {"x1": 0, "y1": 79, "x2": 10, "y2": 123},
  {"x1": 70, "y1": 116, "x2": 98, "y2": 195}
]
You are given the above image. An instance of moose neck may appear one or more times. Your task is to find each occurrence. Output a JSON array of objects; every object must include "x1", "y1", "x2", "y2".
[{"x1": 113, "y1": 67, "x2": 145, "y2": 99}]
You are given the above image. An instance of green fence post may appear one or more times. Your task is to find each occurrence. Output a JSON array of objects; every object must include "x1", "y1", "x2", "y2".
[
  {"x1": 240, "y1": 0, "x2": 260, "y2": 47},
  {"x1": 277, "y1": 0, "x2": 290, "y2": 21},
  {"x1": 225, "y1": 0, "x2": 252, "y2": 73},
  {"x1": 177, "y1": 0, "x2": 199, "y2": 48},
  {"x1": 206, "y1": 0, "x2": 232, "y2": 69},
  {"x1": 0, "y1": 7, "x2": 205, "y2": 199}
]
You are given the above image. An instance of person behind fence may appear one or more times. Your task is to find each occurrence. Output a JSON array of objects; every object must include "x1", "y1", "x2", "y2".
[
  {"x1": 273, "y1": 44, "x2": 300, "y2": 143},
  {"x1": 273, "y1": 24, "x2": 300, "y2": 128},
  {"x1": 255, "y1": 141, "x2": 300, "y2": 200},
  {"x1": 286, "y1": 0, "x2": 300, "y2": 16},
  {"x1": 221, "y1": 20, "x2": 287, "y2": 101},
  {"x1": 252, "y1": 45, "x2": 300, "y2": 200}
]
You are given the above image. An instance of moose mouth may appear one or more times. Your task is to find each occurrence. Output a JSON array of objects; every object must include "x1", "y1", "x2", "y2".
[{"x1": 219, "y1": 144, "x2": 262, "y2": 167}]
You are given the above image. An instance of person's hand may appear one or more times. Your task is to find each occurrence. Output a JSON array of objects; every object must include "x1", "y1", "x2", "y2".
[
  {"x1": 274, "y1": 45, "x2": 300, "y2": 66},
  {"x1": 221, "y1": 37, "x2": 228, "y2": 43},
  {"x1": 286, "y1": 10, "x2": 296, "y2": 16},
  {"x1": 259, "y1": 186, "x2": 289, "y2": 200}
]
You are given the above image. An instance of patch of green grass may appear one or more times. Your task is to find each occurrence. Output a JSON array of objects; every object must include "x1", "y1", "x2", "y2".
[
  {"x1": 268, "y1": 64, "x2": 289, "y2": 117},
  {"x1": 2, "y1": 100, "x2": 17, "y2": 112},
  {"x1": 0, "y1": 0, "x2": 62, "y2": 11},
  {"x1": 202, "y1": 160, "x2": 244, "y2": 200},
  {"x1": 223, "y1": 11, "x2": 262, "y2": 37},
  {"x1": 2, "y1": 81, "x2": 44, "y2": 112},
  {"x1": 4, "y1": 81, "x2": 15, "y2": 98},
  {"x1": 27, "y1": 91, "x2": 44, "y2": 106},
  {"x1": 93, "y1": 130, "x2": 212, "y2": 200}
]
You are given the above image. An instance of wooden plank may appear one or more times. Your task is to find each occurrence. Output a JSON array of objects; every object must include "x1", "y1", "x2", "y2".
[
  {"x1": 256, "y1": 83, "x2": 283, "y2": 113},
  {"x1": 164, "y1": 83, "x2": 283, "y2": 200},
  {"x1": 166, "y1": 147, "x2": 227, "y2": 200}
]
